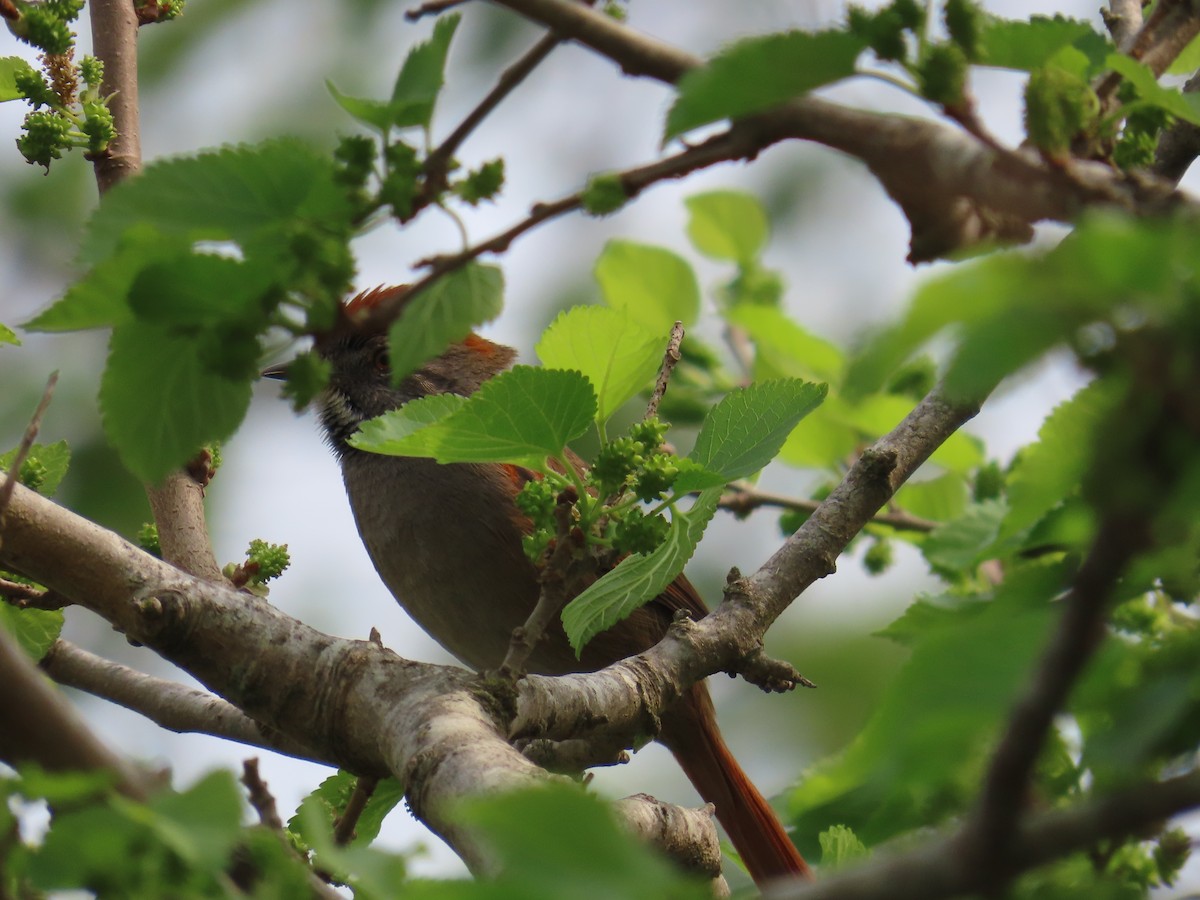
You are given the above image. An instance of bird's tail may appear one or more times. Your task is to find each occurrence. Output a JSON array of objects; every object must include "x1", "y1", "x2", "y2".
[{"x1": 662, "y1": 684, "x2": 812, "y2": 888}]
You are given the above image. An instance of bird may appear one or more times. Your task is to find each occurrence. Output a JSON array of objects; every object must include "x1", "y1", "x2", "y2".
[{"x1": 271, "y1": 284, "x2": 811, "y2": 887}]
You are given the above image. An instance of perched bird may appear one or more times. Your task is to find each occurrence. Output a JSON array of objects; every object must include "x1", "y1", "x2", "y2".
[{"x1": 274, "y1": 285, "x2": 810, "y2": 886}]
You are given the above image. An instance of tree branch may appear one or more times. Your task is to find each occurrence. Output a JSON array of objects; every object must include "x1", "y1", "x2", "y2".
[
  {"x1": 719, "y1": 481, "x2": 939, "y2": 533},
  {"x1": 0, "y1": 474, "x2": 724, "y2": 877},
  {"x1": 362, "y1": 122, "x2": 769, "y2": 330},
  {"x1": 421, "y1": 25, "x2": 571, "y2": 194},
  {"x1": 486, "y1": 0, "x2": 1199, "y2": 262},
  {"x1": 42, "y1": 639, "x2": 328, "y2": 764},
  {"x1": 0, "y1": 626, "x2": 148, "y2": 800},
  {"x1": 512, "y1": 383, "x2": 980, "y2": 744},
  {"x1": 88, "y1": 0, "x2": 223, "y2": 583},
  {"x1": 766, "y1": 769, "x2": 1200, "y2": 900},
  {"x1": 0, "y1": 372, "x2": 57, "y2": 547},
  {"x1": 88, "y1": 0, "x2": 140, "y2": 191},
  {"x1": 1104, "y1": 0, "x2": 1144, "y2": 51},
  {"x1": 644, "y1": 322, "x2": 684, "y2": 421},
  {"x1": 963, "y1": 510, "x2": 1150, "y2": 879}
]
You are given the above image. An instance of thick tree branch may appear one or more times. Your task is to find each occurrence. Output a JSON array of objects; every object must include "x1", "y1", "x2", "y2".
[
  {"x1": 487, "y1": 0, "x2": 1199, "y2": 262},
  {"x1": 0, "y1": 474, "x2": 722, "y2": 878},
  {"x1": 489, "y1": 0, "x2": 696, "y2": 82},
  {"x1": 1104, "y1": 0, "x2": 1144, "y2": 51},
  {"x1": 0, "y1": 626, "x2": 148, "y2": 800}
]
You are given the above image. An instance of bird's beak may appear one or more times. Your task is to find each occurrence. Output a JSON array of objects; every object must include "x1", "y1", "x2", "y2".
[{"x1": 261, "y1": 362, "x2": 289, "y2": 380}]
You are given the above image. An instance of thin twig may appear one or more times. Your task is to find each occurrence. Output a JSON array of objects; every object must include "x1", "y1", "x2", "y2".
[
  {"x1": 333, "y1": 776, "x2": 380, "y2": 845},
  {"x1": 241, "y1": 758, "x2": 284, "y2": 830},
  {"x1": 0, "y1": 577, "x2": 71, "y2": 610},
  {"x1": 644, "y1": 322, "x2": 684, "y2": 421},
  {"x1": 0, "y1": 371, "x2": 58, "y2": 549},
  {"x1": 500, "y1": 487, "x2": 581, "y2": 678},
  {"x1": 240, "y1": 759, "x2": 345, "y2": 900},
  {"x1": 719, "y1": 482, "x2": 940, "y2": 533},
  {"x1": 422, "y1": 30, "x2": 565, "y2": 193},
  {"x1": 366, "y1": 125, "x2": 761, "y2": 332},
  {"x1": 42, "y1": 640, "x2": 328, "y2": 764}
]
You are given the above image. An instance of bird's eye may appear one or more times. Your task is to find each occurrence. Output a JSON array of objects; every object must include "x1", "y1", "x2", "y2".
[{"x1": 373, "y1": 346, "x2": 390, "y2": 375}]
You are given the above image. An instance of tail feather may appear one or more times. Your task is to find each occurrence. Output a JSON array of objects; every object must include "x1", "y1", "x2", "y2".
[{"x1": 662, "y1": 684, "x2": 812, "y2": 887}]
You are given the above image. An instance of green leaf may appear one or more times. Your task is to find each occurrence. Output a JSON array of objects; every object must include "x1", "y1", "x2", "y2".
[
  {"x1": 536, "y1": 306, "x2": 664, "y2": 425},
  {"x1": 15, "y1": 766, "x2": 115, "y2": 805},
  {"x1": 352, "y1": 393, "x2": 466, "y2": 458},
  {"x1": 288, "y1": 771, "x2": 404, "y2": 848},
  {"x1": 665, "y1": 30, "x2": 867, "y2": 140},
  {"x1": 1168, "y1": 32, "x2": 1200, "y2": 76},
  {"x1": 1001, "y1": 378, "x2": 1123, "y2": 541},
  {"x1": 846, "y1": 211, "x2": 1169, "y2": 400},
  {"x1": 28, "y1": 805, "x2": 145, "y2": 889},
  {"x1": 128, "y1": 253, "x2": 276, "y2": 327},
  {"x1": 922, "y1": 499, "x2": 1008, "y2": 571},
  {"x1": 844, "y1": 251, "x2": 1033, "y2": 398},
  {"x1": 788, "y1": 563, "x2": 1063, "y2": 849},
  {"x1": 0, "y1": 56, "x2": 34, "y2": 102},
  {"x1": 688, "y1": 380, "x2": 827, "y2": 482},
  {"x1": 460, "y1": 785, "x2": 708, "y2": 898},
  {"x1": 0, "y1": 322, "x2": 17, "y2": 345},
  {"x1": 726, "y1": 304, "x2": 844, "y2": 382},
  {"x1": 818, "y1": 824, "x2": 868, "y2": 871},
  {"x1": 1106, "y1": 54, "x2": 1200, "y2": 125},
  {"x1": 594, "y1": 240, "x2": 700, "y2": 334},
  {"x1": 978, "y1": 14, "x2": 1111, "y2": 73},
  {"x1": 25, "y1": 226, "x2": 181, "y2": 332},
  {"x1": 294, "y1": 796, "x2": 410, "y2": 896},
  {"x1": 685, "y1": 190, "x2": 769, "y2": 263},
  {"x1": 388, "y1": 263, "x2": 504, "y2": 381},
  {"x1": 79, "y1": 139, "x2": 351, "y2": 266},
  {"x1": 352, "y1": 367, "x2": 596, "y2": 469},
  {"x1": 780, "y1": 393, "x2": 983, "y2": 474},
  {"x1": 325, "y1": 81, "x2": 398, "y2": 132},
  {"x1": 562, "y1": 488, "x2": 720, "y2": 653},
  {"x1": 100, "y1": 320, "x2": 253, "y2": 482},
  {"x1": 0, "y1": 605, "x2": 64, "y2": 660},
  {"x1": 778, "y1": 401, "x2": 860, "y2": 470},
  {"x1": 0, "y1": 440, "x2": 70, "y2": 496},
  {"x1": 874, "y1": 592, "x2": 988, "y2": 648},
  {"x1": 389, "y1": 13, "x2": 461, "y2": 128},
  {"x1": 143, "y1": 770, "x2": 243, "y2": 869},
  {"x1": 324, "y1": 15, "x2": 460, "y2": 134},
  {"x1": 893, "y1": 472, "x2": 969, "y2": 522}
]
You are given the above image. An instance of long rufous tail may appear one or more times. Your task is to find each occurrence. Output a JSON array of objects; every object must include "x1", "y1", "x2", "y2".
[{"x1": 662, "y1": 684, "x2": 812, "y2": 887}]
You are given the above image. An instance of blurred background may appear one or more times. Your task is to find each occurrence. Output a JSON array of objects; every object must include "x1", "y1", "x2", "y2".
[{"x1": 2, "y1": 0, "x2": 1181, "y2": 890}]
